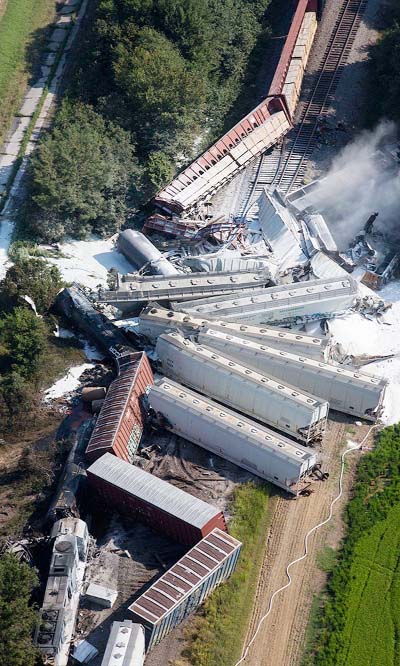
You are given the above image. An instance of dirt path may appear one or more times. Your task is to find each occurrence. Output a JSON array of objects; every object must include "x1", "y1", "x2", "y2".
[
  {"x1": 240, "y1": 418, "x2": 372, "y2": 666},
  {"x1": 0, "y1": 0, "x2": 8, "y2": 21}
]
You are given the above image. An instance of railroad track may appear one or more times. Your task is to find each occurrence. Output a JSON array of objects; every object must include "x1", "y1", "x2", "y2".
[{"x1": 237, "y1": 0, "x2": 368, "y2": 218}]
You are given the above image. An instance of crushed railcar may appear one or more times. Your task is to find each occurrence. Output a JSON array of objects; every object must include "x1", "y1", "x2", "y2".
[
  {"x1": 98, "y1": 268, "x2": 272, "y2": 314},
  {"x1": 87, "y1": 453, "x2": 227, "y2": 545},
  {"x1": 148, "y1": 378, "x2": 318, "y2": 494},
  {"x1": 137, "y1": 305, "x2": 330, "y2": 360},
  {"x1": 199, "y1": 328, "x2": 387, "y2": 421},
  {"x1": 156, "y1": 332, "x2": 328, "y2": 444},
  {"x1": 85, "y1": 350, "x2": 154, "y2": 463},
  {"x1": 172, "y1": 277, "x2": 358, "y2": 325},
  {"x1": 129, "y1": 529, "x2": 242, "y2": 650}
]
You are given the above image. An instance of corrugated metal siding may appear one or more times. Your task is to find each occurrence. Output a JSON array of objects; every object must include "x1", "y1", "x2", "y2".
[
  {"x1": 148, "y1": 379, "x2": 317, "y2": 493},
  {"x1": 85, "y1": 352, "x2": 154, "y2": 463},
  {"x1": 156, "y1": 332, "x2": 328, "y2": 444},
  {"x1": 129, "y1": 529, "x2": 241, "y2": 650},
  {"x1": 87, "y1": 453, "x2": 226, "y2": 545}
]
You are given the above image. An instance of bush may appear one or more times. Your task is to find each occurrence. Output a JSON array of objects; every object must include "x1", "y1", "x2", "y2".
[
  {"x1": 0, "y1": 307, "x2": 46, "y2": 379},
  {"x1": 0, "y1": 258, "x2": 63, "y2": 314}
]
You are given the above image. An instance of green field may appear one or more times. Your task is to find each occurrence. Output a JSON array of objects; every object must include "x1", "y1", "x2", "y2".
[
  {"x1": 0, "y1": 0, "x2": 55, "y2": 143},
  {"x1": 337, "y1": 504, "x2": 400, "y2": 665},
  {"x1": 307, "y1": 424, "x2": 400, "y2": 666},
  {"x1": 180, "y1": 481, "x2": 273, "y2": 666}
]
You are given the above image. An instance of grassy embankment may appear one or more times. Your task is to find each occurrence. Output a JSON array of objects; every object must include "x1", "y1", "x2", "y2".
[
  {"x1": 178, "y1": 481, "x2": 273, "y2": 666},
  {"x1": 0, "y1": 0, "x2": 55, "y2": 145},
  {"x1": 302, "y1": 424, "x2": 400, "y2": 666}
]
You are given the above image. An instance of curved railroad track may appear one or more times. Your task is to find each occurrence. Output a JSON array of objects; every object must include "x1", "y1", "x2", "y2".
[{"x1": 238, "y1": 0, "x2": 368, "y2": 219}]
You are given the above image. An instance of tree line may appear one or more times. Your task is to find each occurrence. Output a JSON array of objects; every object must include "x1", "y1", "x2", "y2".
[{"x1": 23, "y1": 0, "x2": 273, "y2": 242}]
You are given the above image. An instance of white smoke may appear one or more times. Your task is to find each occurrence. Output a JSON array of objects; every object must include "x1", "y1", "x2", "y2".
[{"x1": 303, "y1": 121, "x2": 400, "y2": 249}]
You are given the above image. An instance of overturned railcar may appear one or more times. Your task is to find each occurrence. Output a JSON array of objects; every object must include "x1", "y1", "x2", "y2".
[
  {"x1": 98, "y1": 269, "x2": 271, "y2": 313},
  {"x1": 148, "y1": 379, "x2": 318, "y2": 494},
  {"x1": 199, "y1": 328, "x2": 387, "y2": 421},
  {"x1": 87, "y1": 453, "x2": 227, "y2": 545},
  {"x1": 156, "y1": 332, "x2": 328, "y2": 444},
  {"x1": 129, "y1": 529, "x2": 241, "y2": 650},
  {"x1": 172, "y1": 278, "x2": 358, "y2": 325},
  {"x1": 85, "y1": 351, "x2": 154, "y2": 463},
  {"x1": 137, "y1": 305, "x2": 330, "y2": 360}
]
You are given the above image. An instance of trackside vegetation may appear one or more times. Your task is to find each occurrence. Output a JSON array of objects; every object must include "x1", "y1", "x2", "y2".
[
  {"x1": 25, "y1": 0, "x2": 275, "y2": 242},
  {"x1": 180, "y1": 481, "x2": 272, "y2": 666},
  {"x1": 305, "y1": 425, "x2": 400, "y2": 666},
  {"x1": 367, "y1": 1, "x2": 400, "y2": 124},
  {"x1": 0, "y1": 554, "x2": 39, "y2": 666},
  {"x1": 0, "y1": 0, "x2": 56, "y2": 145}
]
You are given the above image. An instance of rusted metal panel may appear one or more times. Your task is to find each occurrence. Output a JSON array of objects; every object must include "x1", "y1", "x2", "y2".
[{"x1": 85, "y1": 352, "x2": 153, "y2": 463}]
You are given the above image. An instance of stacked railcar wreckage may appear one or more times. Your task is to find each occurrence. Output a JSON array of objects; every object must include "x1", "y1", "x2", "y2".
[
  {"x1": 137, "y1": 305, "x2": 330, "y2": 360},
  {"x1": 156, "y1": 332, "x2": 328, "y2": 444},
  {"x1": 198, "y1": 328, "x2": 387, "y2": 420},
  {"x1": 148, "y1": 379, "x2": 317, "y2": 494},
  {"x1": 172, "y1": 277, "x2": 358, "y2": 325},
  {"x1": 98, "y1": 268, "x2": 271, "y2": 313}
]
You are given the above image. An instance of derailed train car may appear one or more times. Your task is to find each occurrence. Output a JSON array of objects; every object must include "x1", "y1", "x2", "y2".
[
  {"x1": 87, "y1": 453, "x2": 227, "y2": 545},
  {"x1": 153, "y1": 0, "x2": 318, "y2": 215},
  {"x1": 148, "y1": 378, "x2": 318, "y2": 494},
  {"x1": 85, "y1": 350, "x2": 154, "y2": 463},
  {"x1": 198, "y1": 328, "x2": 387, "y2": 421},
  {"x1": 137, "y1": 305, "x2": 330, "y2": 360},
  {"x1": 98, "y1": 269, "x2": 271, "y2": 314},
  {"x1": 172, "y1": 278, "x2": 358, "y2": 325},
  {"x1": 156, "y1": 332, "x2": 328, "y2": 444},
  {"x1": 129, "y1": 529, "x2": 242, "y2": 650}
]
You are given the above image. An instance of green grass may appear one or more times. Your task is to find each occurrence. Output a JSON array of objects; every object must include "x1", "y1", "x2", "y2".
[
  {"x1": 336, "y1": 504, "x2": 400, "y2": 666},
  {"x1": 180, "y1": 481, "x2": 273, "y2": 666},
  {"x1": 306, "y1": 424, "x2": 400, "y2": 666},
  {"x1": 316, "y1": 546, "x2": 338, "y2": 574},
  {"x1": 0, "y1": 0, "x2": 56, "y2": 144}
]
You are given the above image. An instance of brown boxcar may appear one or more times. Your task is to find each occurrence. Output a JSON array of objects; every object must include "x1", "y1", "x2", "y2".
[
  {"x1": 129, "y1": 529, "x2": 242, "y2": 650},
  {"x1": 85, "y1": 351, "x2": 154, "y2": 463},
  {"x1": 87, "y1": 453, "x2": 227, "y2": 545}
]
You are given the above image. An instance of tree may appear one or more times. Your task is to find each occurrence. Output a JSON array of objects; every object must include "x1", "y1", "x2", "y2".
[
  {"x1": 0, "y1": 554, "x2": 39, "y2": 666},
  {"x1": 145, "y1": 150, "x2": 175, "y2": 193},
  {"x1": 0, "y1": 307, "x2": 46, "y2": 379},
  {"x1": 27, "y1": 103, "x2": 138, "y2": 241},
  {"x1": 0, "y1": 258, "x2": 63, "y2": 314}
]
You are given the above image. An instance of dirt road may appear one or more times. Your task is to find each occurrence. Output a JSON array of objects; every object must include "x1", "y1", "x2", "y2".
[
  {"x1": 0, "y1": 0, "x2": 7, "y2": 21},
  {"x1": 240, "y1": 416, "x2": 372, "y2": 666}
]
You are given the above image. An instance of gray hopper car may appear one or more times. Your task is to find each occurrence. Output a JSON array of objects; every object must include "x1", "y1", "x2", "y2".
[
  {"x1": 137, "y1": 305, "x2": 330, "y2": 360},
  {"x1": 199, "y1": 328, "x2": 387, "y2": 421},
  {"x1": 172, "y1": 277, "x2": 358, "y2": 325},
  {"x1": 149, "y1": 378, "x2": 318, "y2": 494},
  {"x1": 99, "y1": 269, "x2": 271, "y2": 313},
  {"x1": 155, "y1": 332, "x2": 328, "y2": 444}
]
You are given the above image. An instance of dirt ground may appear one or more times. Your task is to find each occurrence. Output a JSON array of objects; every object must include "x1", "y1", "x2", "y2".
[
  {"x1": 241, "y1": 416, "x2": 375, "y2": 666},
  {"x1": 0, "y1": 0, "x2": 7, "y2": 21}
]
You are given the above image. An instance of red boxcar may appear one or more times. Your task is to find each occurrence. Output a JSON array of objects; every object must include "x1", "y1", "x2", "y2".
[
  {"x1": 85, "y1": 351, "x2": 154, "y2": 463},
  {"x1": 87, "y1": 453, "x2": 227, "y2": 545}
]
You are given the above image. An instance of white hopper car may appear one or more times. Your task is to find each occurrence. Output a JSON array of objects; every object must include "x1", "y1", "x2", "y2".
[
  {"x1": 137, "y1": 305, "x2": 330, "y2": 360},
  {"x1": 148, "y1": 378, "x2": 318, "y2": 495},
  {"x1": 98, "y1": 269, "x2": 270, "y2": 313},
  {"x1": 156, "y1": 332, "x2": 328, "y2": 444},
  {"x1": 199, "y1": 328, "x2": 387, "y2": 421},
  {"x1": 172, "y1": 277, "x2": 358, "y2": 325}
]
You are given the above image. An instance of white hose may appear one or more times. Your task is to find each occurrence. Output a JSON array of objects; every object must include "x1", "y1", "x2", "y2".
[{"x1": 234, "y1": 425, "x2": 378, "y2": 666}]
